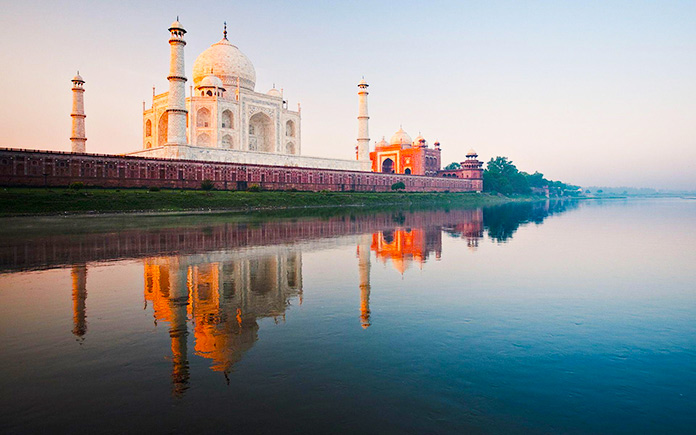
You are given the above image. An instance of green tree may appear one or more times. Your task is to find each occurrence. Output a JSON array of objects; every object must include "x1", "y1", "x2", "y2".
[
  {"x1": 444, "y1": 162, "x2": 461, "y2": 170},
  {"x1": 483, "y1": 157, "x2": 530, "y2": 194}
]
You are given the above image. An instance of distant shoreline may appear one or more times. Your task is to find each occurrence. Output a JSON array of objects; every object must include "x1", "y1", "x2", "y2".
[{"x1": 0, "y1": 187, "x2": 542, "y2": 218}]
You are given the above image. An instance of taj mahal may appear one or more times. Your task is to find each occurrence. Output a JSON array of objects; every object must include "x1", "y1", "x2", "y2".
[
  {"x1": 129, "y1": 19, "x2": 367, "y2": 172},
  {"x1": 1, "y1": 18, "x2": 483, "y2": 192}
]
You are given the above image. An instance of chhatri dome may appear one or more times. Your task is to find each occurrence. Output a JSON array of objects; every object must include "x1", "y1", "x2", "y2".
[
  {"x1": 192, "y1": 25, "x2": 256, "y2": 91},
  {"x1": 198, "y1": 72, "x2": 225, "y2": 90},
  {"x1": 390, "y1": 127, "x2": 412, "y2": 146},
  {"x1": 267, "y1": 86, "x2": 281, "y2": 98}
]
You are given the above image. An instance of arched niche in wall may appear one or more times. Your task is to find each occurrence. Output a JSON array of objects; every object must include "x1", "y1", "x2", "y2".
[
  {"x1": 157, "y1": 112, "x2": 168, "y2": 145},
  {"x1": 285, "y1": 120, "x2": 295, "y2": 137},
  {"x1": 249, "y1": 112, "x2": 275, "y2": 153},
  {"x1": 222, "y1": 134, "x2": 234, "y2": 149},
  {"x1": 197, "y1": 133, "x2": 211, "y2": 146},
  {"x1": 221, "y1": 110, "x2": 233, "y2": 129},
  {"x1": 197, "y1": 107, "x2": 211, "y2": 128}
]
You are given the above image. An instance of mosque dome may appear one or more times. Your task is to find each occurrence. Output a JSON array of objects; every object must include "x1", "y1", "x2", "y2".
[
  {"x1": 267, "y1": 87, "x2": 281, "y2": 97},
  {"x1": 376, "y1": 136, "x2": 389, "y2": 148},
  {"x1": 413, "y1": 134, "x2": 426, "y2": 146},
  {"x1": 466, "y1": 148, "x2": 478, "y2": 157},
  {"x1": 193, "y1": 39, "x2": 256, "y2": 92},
  {"x1": 198, "y1": 73, "x2": 224, "y2": 89},
  {"x1": 390, "y1": 127, "x2": 412, "y2": 146}
]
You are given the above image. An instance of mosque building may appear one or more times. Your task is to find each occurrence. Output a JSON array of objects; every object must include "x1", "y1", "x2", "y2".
[{"x1": 369, "y1": 129, "x2": 442, "y2": 176}]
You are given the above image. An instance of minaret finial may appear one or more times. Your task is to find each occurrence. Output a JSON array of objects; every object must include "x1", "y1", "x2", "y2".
[
  {"x1": 176, "y1": 15, "x2": 179, "y2": 21},
  {"x1": 223, "y1": 21, "x2": 227, "y2": 40}
]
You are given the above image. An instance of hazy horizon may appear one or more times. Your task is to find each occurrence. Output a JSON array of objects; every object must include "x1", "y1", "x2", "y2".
[{"x1": 0, "y1": 0, "x2": 693, "y2": 190}]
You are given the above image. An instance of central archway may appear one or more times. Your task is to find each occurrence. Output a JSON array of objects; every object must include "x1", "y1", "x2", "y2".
[
  {"x1": 249, "y1": 112, "x2": 275, "y2": 152},
  {"x1": 381, "y1": 158, "x2": 394, "y2": 173}
]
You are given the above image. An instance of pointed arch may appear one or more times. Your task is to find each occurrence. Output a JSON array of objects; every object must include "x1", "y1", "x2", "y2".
[
  {"x1": 197, "y1": 107, "x2": 211, "y2": 128},
  {"x1": 285, "y1": 120, "x2": 295, "y2": 137},
  {"x1": 157, "y1": 112, "x2": 168, "y2": 145},
  {"x1": 222, "y1": 134, "x2": 234, "y2": 149},
  {"x1": 249, "y1": 112, "x2": 275, "y2": 152},
  {"x1": 221, "y1": 110, "x2": 233, "y2": 129},
  {"x1": 197, "y1": 133, "x2": 211, "y2": 146}
]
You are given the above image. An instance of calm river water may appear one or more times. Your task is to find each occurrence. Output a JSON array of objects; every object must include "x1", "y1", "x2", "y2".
[{"x1": 0, "y1": 199, "x2": 694, "y2": 434}]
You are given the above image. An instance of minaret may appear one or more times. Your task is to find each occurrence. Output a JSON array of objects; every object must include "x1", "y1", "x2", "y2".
[
  {"x1": 358, "y1": 234, "x2": 371, "y2": 329},
  {"x1": 70, "y1": 72, "x2": 86, "y2": 153},
  {"x1": 166, "y1": 18, "x2": 188, "y2": 146},
  {"x1": 357, "y1": 78, "x2": 371, "y2": 171}
]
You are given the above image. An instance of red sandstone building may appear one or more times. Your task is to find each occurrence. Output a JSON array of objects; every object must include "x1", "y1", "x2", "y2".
[{"x1": 369, "y1": 128, "x2": 442, "y2": 177}]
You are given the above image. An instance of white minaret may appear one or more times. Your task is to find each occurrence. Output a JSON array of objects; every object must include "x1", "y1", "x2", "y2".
[
  {"x1": 357, "y1": 78, "x2": 371, "y2": 170},
  {"x1": 166, "y1": 18, "x2": 188, "y2": 146},
  {"x1": 70, "y1": 72, "x2": 86, "y2": 153}
]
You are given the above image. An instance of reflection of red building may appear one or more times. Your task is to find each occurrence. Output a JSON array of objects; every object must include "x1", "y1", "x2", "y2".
[
  {"x1": 371, "y1": 228, "x2": 442, "y2": 274},
  {"x1": 369, "y1": 128, "x2": 442, "y2": 176}
]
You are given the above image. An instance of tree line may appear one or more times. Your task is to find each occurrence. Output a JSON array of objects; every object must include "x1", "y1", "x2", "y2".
[{"x1": 446, "y1": 157, "x2": 580, "y2": 196}]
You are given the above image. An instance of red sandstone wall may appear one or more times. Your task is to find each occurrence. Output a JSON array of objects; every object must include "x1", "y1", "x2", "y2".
[
  {"x1": 0, "y1": 148, "x2": 481, "y2": 192},
  {"x1": 0, "y1": 208, "x2": 483, "y2": 272}
]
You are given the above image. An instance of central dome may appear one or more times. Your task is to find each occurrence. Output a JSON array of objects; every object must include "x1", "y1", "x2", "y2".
[
  {"x1": 390, "y1": 127, "x2": 412, "y2": 146},
  {"x1": 192, "y1": 39, "x2": 256, "y2": 92}
]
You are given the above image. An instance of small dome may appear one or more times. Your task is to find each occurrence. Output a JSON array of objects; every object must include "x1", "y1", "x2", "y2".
[
  {"x1": 414, "y1": 134, "x2": 426, "y2": 146},
  {"x1": 169, "y1": 20, "x2": 185, "y2": 32},
  {"x1": 72, "y1": 72, "x2": 84, "y2": 83},
  {"x1": 267, "y1": 87, "x2": 281, "y2": 97},
  {"x1": 358, "y1": 78, "x2": 369, "y2": 87},
  {"x1": 390, "y1": 127, "x2": 412, "y2": 146},
  {"x1": 466, "y1": 148, "x2": 478, "y2": 157},
  {"x1": 198, "y1": 74, "x2": 224, "y2": 89},
  {"x1": 376, "y1": 136, "x2": 389, "y2": 148},
  {"x1": 193, "y1": 39, "x2": 256, "y2": 92}
]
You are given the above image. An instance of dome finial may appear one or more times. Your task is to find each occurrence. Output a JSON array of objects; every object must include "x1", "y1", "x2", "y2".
[{"x1": 223, "y1": 21, "x2": 228, "y2": 40}]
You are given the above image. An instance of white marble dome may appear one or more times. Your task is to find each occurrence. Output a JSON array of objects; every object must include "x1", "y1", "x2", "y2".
[
  {"x1": 267, "y1": 87, "x2": 281, "y2": 97},
  {"x1": 390, "y1": 127, "x2": 412, "y2": 146},
  {"x1": 169, "y1": 20, "x2": 185, "y2": 31},
  {"x1": 198, "y1": 74, "x2": 224, "y2": 89},
  {"x1": 193, "y1": 39, "x2": 256, "y2": 92}
]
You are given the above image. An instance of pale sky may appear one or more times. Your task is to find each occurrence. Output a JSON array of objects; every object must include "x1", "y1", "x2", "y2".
[{"x1": 0, "y1": 0, "x2": 694, "y2": 189}]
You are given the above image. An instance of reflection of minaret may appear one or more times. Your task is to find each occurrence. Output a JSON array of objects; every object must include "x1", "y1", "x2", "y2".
[
  {"x1": 71, "y1": 264, "x2": 87, "y2": 339},
  {"x1": 357, "y1": 234, "x2": 371, "y2": 329},
  {"x1": 169, "y1": 264, "x2": 190, "y2": 397}
]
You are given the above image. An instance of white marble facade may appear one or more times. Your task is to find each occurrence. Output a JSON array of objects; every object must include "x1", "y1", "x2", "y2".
[{"x1": 135, "y1": 24, "x2": 325, "y2": 165}]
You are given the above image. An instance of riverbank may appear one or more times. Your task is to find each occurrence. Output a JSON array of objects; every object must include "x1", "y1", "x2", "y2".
[{"x1": 0, "y1": 187, "x2": 539, "y2": 217}]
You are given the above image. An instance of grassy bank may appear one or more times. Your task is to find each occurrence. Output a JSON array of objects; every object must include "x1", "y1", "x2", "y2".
[{"x1": 0, "y1": 187, "x2": 536, "y2": 217}]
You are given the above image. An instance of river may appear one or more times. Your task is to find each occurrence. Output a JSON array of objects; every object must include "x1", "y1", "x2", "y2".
[{"x1": 0, "y1": 199, "x2": 694, "y2": 433}]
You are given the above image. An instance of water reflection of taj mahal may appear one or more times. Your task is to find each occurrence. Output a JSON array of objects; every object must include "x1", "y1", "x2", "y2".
[{"x1": 52, "y1": 207, "x2": 528, "y2": 395}]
